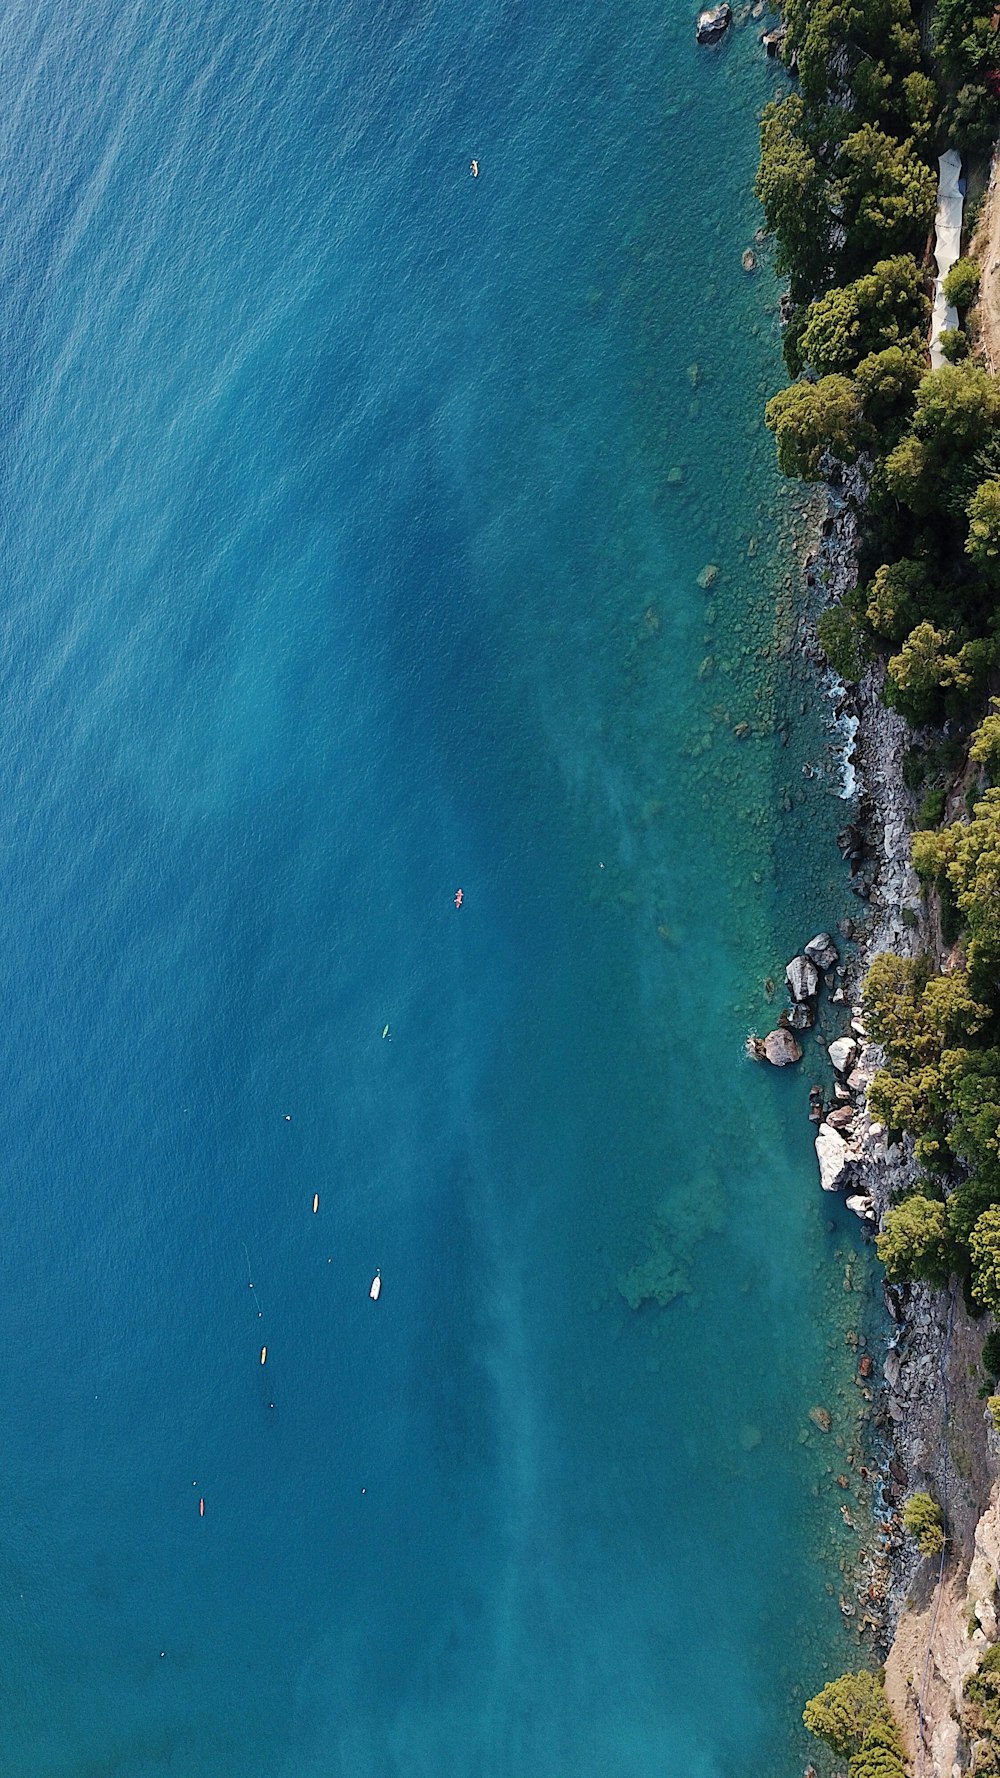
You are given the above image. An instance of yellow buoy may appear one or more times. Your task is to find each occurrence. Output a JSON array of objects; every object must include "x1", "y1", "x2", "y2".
[
  {"x1": 260, "y1": 1346, "x2": 267, "y2": 1365},
  {"x1": 313, "y1": 1193, "x2": 319, "y2": 1214}
]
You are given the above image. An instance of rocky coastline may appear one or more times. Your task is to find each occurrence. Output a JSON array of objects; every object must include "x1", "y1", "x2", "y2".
[{"x1": 795, "y1": 472, "x2": 998, "y2": 1772}]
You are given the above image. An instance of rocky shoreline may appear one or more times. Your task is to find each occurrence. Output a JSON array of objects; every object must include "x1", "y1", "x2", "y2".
[{"x1": 796, "y1": 471, "x2": 998, "y2": 1772}]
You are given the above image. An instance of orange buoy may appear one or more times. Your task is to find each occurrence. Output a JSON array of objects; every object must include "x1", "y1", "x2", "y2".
[
  {"x1": 199, "y1": 1498, "x2": 204, "y2": 1517},
  {"x1": 260, "y1": 1345, "x2": 267, "y2": 1365},
  {"x1": 313, "y1": 1193, "x2": 319, "y2": 1214},
  {"x1": 454, "y1": 888, "x2": 464, "y2": 909}
]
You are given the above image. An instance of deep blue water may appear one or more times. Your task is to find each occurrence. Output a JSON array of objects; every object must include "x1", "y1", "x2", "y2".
[{"x1": 0, "y1": 1, "x2": 872, "y2": 1773}]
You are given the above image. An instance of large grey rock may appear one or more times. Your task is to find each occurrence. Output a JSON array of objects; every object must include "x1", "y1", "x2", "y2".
[
  {"x1": 829, "y1": 1036, "x2": 858, "y2": 1077},
  {"x1": 763, "y1": 1027, "x2": 802, "y2": 1066},
  {"x1": 804, "y1": 932, "x2": 839, "y2": 971},
  {"x1": 816, "y1": 1123, "x2": 851, "y2": 1191},
  {"x1": 696, "y1": 2, "x2": 731, "y2": 41},
  {"x1": 786, "y1": 955, "x2": 820, "y2": 1002}
]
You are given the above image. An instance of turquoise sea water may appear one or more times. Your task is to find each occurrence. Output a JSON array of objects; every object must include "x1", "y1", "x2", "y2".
[{"x1": 0, "y1": 1, "x2": 875, "y2": 1773}]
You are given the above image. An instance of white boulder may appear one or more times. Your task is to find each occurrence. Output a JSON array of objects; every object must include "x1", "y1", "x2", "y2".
[{"x1": 816, "y1": 1123, "x2": 851, "y2": 1191}]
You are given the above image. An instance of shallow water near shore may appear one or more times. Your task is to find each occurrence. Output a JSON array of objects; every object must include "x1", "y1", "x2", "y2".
[{"x1": 0, "y1": 1, "x2": 874, "y2": 1772}]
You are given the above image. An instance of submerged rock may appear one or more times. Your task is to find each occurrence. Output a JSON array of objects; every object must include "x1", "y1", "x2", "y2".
[
  {"x1": 696, "y1": 2, "x2": 732, "y2": 41},
  {"x1": 786, "y1": 954, "x2": 819, "y2": 1002},
  {"x1": 809, "y1": 1405, "x2": 832, "y2": 1432},
  {"x1": 804, "y1": 932, "x2": 839, "y2": 971},
  {"x1": 816, "y1": 1122, "x2": 851, "y2": 1190},
  {"x1": 763, "y1": 1027, "x2": 802, "y2": 1066}
]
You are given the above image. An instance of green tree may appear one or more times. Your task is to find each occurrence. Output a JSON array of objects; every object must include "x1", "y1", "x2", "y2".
[
  {"x1": 967, "y1": 479, "x2": 1000, "y2": 568},
  {"x1": 912, "y1": 825, "x2": 960, "y2": 883},
  {"x1": 798, "y1": 254, "x2": 928, "y2": 375},
  {"x1": 943, "y1": 256, "x2": 982, "y2": 310},
  {"x1": 949, "y1": 788, "x2": 1000, "y2": 993},
  {"x1": 970, "y1": 699, "x2": 1000, "y2": 773},
  {"x1": 785, "y1": 0, "x2": 921, "y2": 103},
  {"x1": 971, "y1": 1205, "x2": 1000, "y2": 1310},
  {"x1": 835, "y1": 126, "x2": 937, "y2": 257},
  {"x1": 876, "y1": 1193, "x2": 953, "y2": 1283},
  {"x1": 756, "y1": 97, "x2": 830, "y2": 298},
  {"x1": 945, "y1": 81, "x2": 999, "y2": 154},
  {"x1": 848, "y1": 1709, "x2": 907, "y2": 1778},
  {"x1": 885, "y1": 622, "x2": 992, "y2": 722},
  {"x1": 864, "y1": 557, "x2": 933, "y2": 643},
  {"x1": 854, "y1": 341, "x2": 926, "y2": 422},
  {"x1": 764, "y1": 375, "x2": 862, "y2": 479},
  {"x1": 886, "y1": 362, "x2": 1000, "y2": 513},
  {"x1": 803, "y1": 1671, "x2": 888, "y2": 1757},
  {"x1": 901, "y1": 69, "x2": 940, "y2": 142},
  {"x1": 902, "y1": 1490, "x2": 946, "y2": 1556}
]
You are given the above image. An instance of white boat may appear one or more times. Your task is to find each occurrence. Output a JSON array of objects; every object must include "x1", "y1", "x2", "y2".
[{"x1": 369, "y1": 1270, "x2": 381, "y2": 1301}]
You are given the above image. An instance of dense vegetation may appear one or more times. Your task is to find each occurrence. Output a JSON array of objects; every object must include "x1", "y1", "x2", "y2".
[
  {"x1": 756, "y1": 0, "x2": 1000, "y2": 1758},
  {"x1": 757, "y1": 0, "x2": 1000, "y2": 1309}
]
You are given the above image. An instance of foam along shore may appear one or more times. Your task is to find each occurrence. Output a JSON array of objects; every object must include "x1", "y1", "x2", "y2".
[{"x1": 930, "y1": 150, "x2": 964, "y2": 367}]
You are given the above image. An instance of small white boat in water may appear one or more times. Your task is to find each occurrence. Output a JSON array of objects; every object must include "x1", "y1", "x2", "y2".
[{"x1": 369, "y1": 1270, "x2": 381, "y2": 1301}]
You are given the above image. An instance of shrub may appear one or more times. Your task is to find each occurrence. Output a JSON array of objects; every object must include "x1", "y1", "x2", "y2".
[
  {"x1": 876, "y1": 1194, "x2": 953, "y2": 1283},
  {"x1": 971, "y1": 1206, "x2": 1000, "y2": 1311},
  {"x1": 938, "y1": 326, "x2": 969, "y2": 362},
  {"x1": 967, "y1": 480, "x2": 1000, "y2": 568},
  {"x1": 983, "y1": 1329, "x2": 1000, "y2": 1378},
  {"x1": 918, "y1": 787, "x2": 948, "y2": 828},
  {"x1": 987, "y1": 1394, "x2": 1000, "y2": 1432},
  {"x1": 818, "y1": 604, "x2": 868, "y2": 680},
  {"x1": 902, "y1": 1490, "x2": 946, "y2": 1556},
  {"x1": 943, "y1": 256, "x2": 982, "y2": 310},
  {"x1": 970, "y1": 700, "x2": 1000, "y2": 774}
]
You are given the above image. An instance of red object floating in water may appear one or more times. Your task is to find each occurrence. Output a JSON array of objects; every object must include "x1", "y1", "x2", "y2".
[
  {"x1": 454, "y1": 889, "x2": 463, "y2": 909},
  {"x1": 199, "y1": 1498, "x2": 205, "y2": 1518}
]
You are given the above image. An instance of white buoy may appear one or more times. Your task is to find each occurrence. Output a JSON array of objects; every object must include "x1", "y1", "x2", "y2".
[{"x1": 369, "y1": 1270, "x2": 381, "y2": 1301}]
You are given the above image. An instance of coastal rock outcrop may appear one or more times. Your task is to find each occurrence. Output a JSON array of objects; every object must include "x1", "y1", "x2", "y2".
[
  {"x1": 762, "y1": 1027, "x2": 802, "y2": 1066},
  {"x1": 786, "y1": 954, "x2": 820, "y2": 1002},
  {"x1": 695, "y1": 3, "x2": 731, "y2": 41}
]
